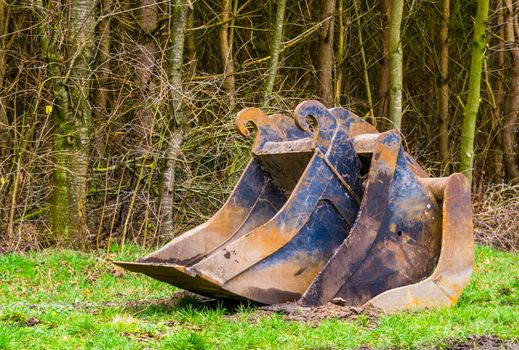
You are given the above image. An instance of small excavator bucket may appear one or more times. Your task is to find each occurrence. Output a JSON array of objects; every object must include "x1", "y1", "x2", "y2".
[{"x1": 115, "y1": 100, "x2": 474, "y2": 313}]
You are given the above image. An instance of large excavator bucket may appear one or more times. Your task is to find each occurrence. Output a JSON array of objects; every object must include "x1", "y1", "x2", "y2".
[{"x1": 115, "y1": 100, "x2": 474, "y2": 313}]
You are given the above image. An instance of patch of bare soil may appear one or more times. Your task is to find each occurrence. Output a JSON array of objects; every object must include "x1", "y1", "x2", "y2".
[
  {"x1": 1, "y1": 313, "x2": 42, "y2": 328},
  {"x1": 441, "y1": 335, "x2": 518, "y2": 350},
  {"x1": 256, "y1": 300, "x2": 380, "y2": 326},
  {"x1": 122, "y1": 292, "x2": 193, "y2": 310}
]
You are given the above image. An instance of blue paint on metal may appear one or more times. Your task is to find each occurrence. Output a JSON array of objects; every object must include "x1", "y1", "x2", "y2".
[
  {"x1": 325, "y1": 128, "x2": 363, "y2": 199},
  {"x1": 227, "y1": 178, "x2": 287, "y2": 242},
  {"x1": 224, "y1": 159, "x2": 271, "y2": 211},
  {"x1": 243, "y1": 199, "x2": 351, "y2": 272}
]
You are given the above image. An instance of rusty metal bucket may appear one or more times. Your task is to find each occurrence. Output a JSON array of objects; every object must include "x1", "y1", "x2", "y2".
[{"x1": 115, "y1": 100, "x2": 474, "y2": 313}]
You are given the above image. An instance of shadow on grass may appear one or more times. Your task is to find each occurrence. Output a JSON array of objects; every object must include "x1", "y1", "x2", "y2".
[{"x1": 124, "y1": 291, "x2": 258, "y2": 317}]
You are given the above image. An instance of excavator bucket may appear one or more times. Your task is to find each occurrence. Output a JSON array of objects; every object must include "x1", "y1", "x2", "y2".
[{"x1": 115, "y1": 100, "x2": 474, "y2": 313}]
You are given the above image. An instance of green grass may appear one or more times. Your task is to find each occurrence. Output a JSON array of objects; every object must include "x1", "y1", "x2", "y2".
[{"x1": 0, "y1": 245, "x2": 517, "y2": 349}]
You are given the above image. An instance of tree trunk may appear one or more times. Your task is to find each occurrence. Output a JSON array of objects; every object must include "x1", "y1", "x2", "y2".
[
  {"x1": 459, "y1": 0, "x2": 489, "y2": 184},
  {"x1": 353, "y1": 0, "x2": 375, "y2": 124},
  {"x1": 40, "y1": 0, "x2": 96, "y2": 245},
  {"x1": 159, "y1": 0, "x2": 188, "y2": 238},
  {"x1": 263, "y1": 0, "x2": 287, "y2": 106},
  {"x1": 388, "y1": 0, "x2": 404, "y2": 130},
  {"x1": 425, "y1": 2, "x2": 436, "y2": 127},
  {"x1": 1, "y1": 1, "x2": 13, "y2": 240},
  {"x1": 438, "y1": 0, "x2": 450, "y2": 165},
  {"x1": 377, "y1": 0, "x2": 391, "y2": 121},
  {"x1": 92, "y1": 0, "x2": 112, "y2": 155},
  {"x1": 491, "y1": 0, "x2": 505, "y2": 183},
  {"x1": 335, "y1": 0, "x2": 347, "y2": 106},
  {"x1": 501, "y1": 0, "x2": 519, "y2": 182},
  {"x1": 0, "y1": 1, "x2": 11, "y2": 159},
  {"x1": 185, "y1": 8, "x2": 197, "y2": 77},
  {"x1": 219, "y1": 0, "x2": 236, "y2": 109},
  {"x1": 135, "y1": 0, "x2": 158, "y2": 152},
  {"x1": 317, "y1": 0, "x2": 336, "y2": 107}
]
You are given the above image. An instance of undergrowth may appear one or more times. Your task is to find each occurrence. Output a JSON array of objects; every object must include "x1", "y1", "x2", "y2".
[{"x1": 473, "y1": 184, "x2": 519, "y2": 252}]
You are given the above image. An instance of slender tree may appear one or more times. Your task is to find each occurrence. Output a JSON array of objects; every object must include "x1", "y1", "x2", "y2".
[
  {"x1": 377, "y1": 0, "x2": 391, "y2": 120},
  {"x1": 459, "y1": 0, "x2": 489, "y2": 184},
  {"x1": 159, "y1": 0, "x2": 188, "y2": 238},
  {"x1": 134, "y1": 0, "x2": 159, "y2": 152},
  {"x1": 317, "y1": 0, "x2": 336, "y2": 106},
  {"x1": 438, "y1": 0, "x2": 450, "y2": 165},
  {"x1": 501, "y1": 0, "x2": 519, "y2": 182},
  {"x1": 93, "y1": 0, "x2": 112, "y2": 116},
  {"x1": 219, "y1": 0, "x2": 236, "y2": 108},
  {"x1": 335, "y1": 0, "x2": 344, "y2": 105},
  {"x1": 353, "y1": 0, "x2": 375, "y2": 124},
  {"x1": 388, "y1": 0, "x2": 404, "y2": 130},
  {"x1": 185, "y1": 8, "x2": 197, "y2": 76},
  {"x1": 0, "y1": 1, "x2": 10, "y2": 158},
  {"x1": 1, "y1": 0, "x2": 13, "y2": 240},
  {"x1": 425, "y1": 2, "x2": 436, "y2": 127},
  {"x1": 92, "y1": 0, "x2": 112, "y2": 154},
  {"x1": 491, "y1": 0, "x2": 506, "y2": 183},
  {"x1": 263, "y1": 0, "x2": 287, "y2": 105}
]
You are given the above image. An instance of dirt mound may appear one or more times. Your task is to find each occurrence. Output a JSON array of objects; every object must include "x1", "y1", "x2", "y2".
[{"x1": 258, "y1": 300, "x2": 380, "y2": 326}]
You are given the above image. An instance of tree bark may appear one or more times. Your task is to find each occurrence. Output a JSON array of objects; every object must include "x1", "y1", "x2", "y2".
[
  {"x1": 425, "y1": 2, "x2": 436, "y2": 126},
  {"x1": 0, "y1": 1, "x2": 11, "y2": 159},
  {"x1": 491, "y1": 0, "x2": 505, "y2": 183},
  {"x1": 459, "y1": 0, "x2": 489, "y2": 184},
  {"x1": 353, "y1": 0, "x2": 375, "y2": 125},
  {"x1": 134, "y1": 0, "x2": 159, "y2": 152},
  {"x1": 388, "y1": 0, "x2": 404, "y2": 130},
  {"x1": 501, "y1": 0, "x2": 519, "y2": 182},
  {"x1": 185, "y1": 8, "x2": 197, "y2": 77},
  {"x1": 92, "y1": 0, "x2": 112, "y2": 155},
  {"x1": 318, "y1": 0, "x2": 336, "y2": 107},
  {"x1": 1, "y1": 1, "x2": 13, "y2": 240},
  {"x1": 335, "y1": 0, "x2": 345, "y2": 105},
  {"x1": 438, "y1": 0, "x2": 450, "y2": 165},
  {"x1": 159, "y1": 0, "x2": 188, "y2": 238},
  {"x1": 218, "y1": 0, "x2": 236, "y2": 109},
  {"x1": 39, "y1": 0, "x2": 96, "y2": 245},
  {"x1": 263, "y1": 0, "x2": 287, "y2": 106},
  {"x1": 377, "y1": 0, "x2": 391, "y2": 121}
]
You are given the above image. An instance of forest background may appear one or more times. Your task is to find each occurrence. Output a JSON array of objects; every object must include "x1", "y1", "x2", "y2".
[{"x1": 0, "y1": 0, "x2": 517, "y2": 252}]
